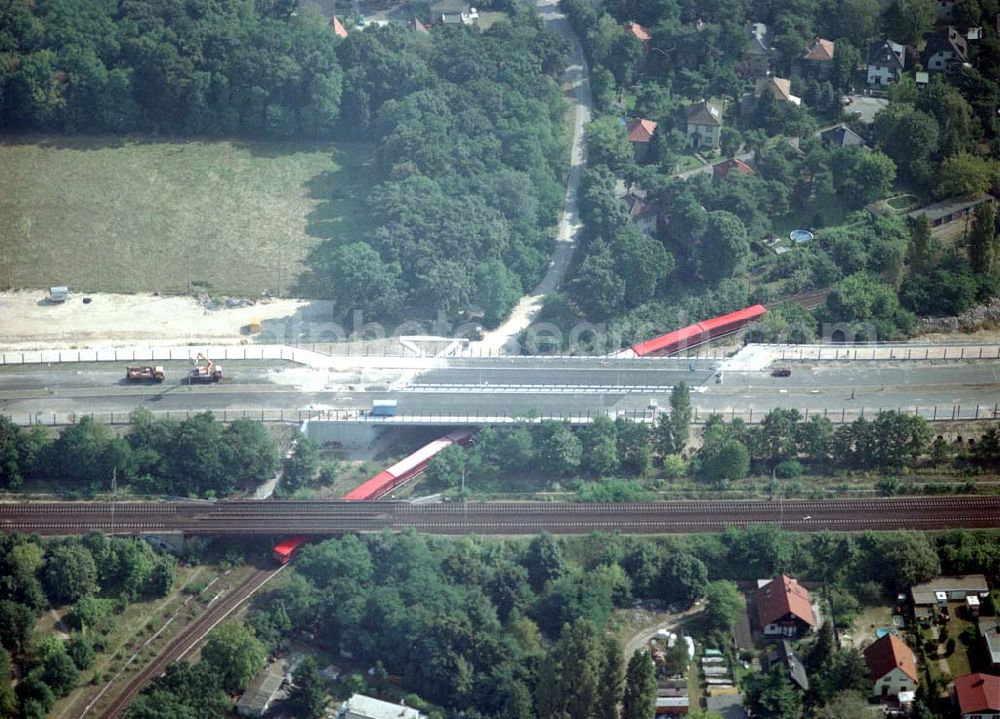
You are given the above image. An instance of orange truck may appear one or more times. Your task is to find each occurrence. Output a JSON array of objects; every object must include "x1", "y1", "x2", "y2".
[
  {"x1": 187, "y1": 353, "x2": 223, "y2": 383},
  {"x1": 125, "y1": 366, "x2": 165, "y2": 383}
]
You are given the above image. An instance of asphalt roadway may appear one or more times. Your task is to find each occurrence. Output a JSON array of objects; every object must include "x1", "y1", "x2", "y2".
[{"x1": 2, "y1": 356, "x2": 1000, "y2": 422}]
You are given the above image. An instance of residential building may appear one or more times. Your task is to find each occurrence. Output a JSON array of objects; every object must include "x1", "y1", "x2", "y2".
[
  {"x1": 340, "y1": 694, "x2": 427, "y2": 719},
  {"x1": 624, "y1": 193, "x2": 658, "y2": 235},
  {"x1": 754, "y1": 77, "x2": 801, "y2": 105},
  {"x1": 819, "y1": 124, "x2": 866, "y2": 148},
  {"x1": 626, "y1": 21, "x2": 651, "y2": 46},
  {"x1": 431, "y1": 0, "x2": 478, "y2": 26},
  {"x1": 922, "y1": 26, "x2": 968, "y2": 72},
  {"x1": 713, "y1": 158, "x2": 754, "y2": 181},
  {"x1": 954, "y1": 673, "x2": 1000, "y2": 718},
  {"x1": 685, "y1": 101, "x2": 723, "y2": 150},
  {"x1": 331, "y1": 16, "x2": 348, "y2": 38},
  {"x1": 980, "y1": 619, "x2": 1000, "y2": 671},
  {"x1": 864, "y1": 634, "x2": 918, "y2": 700},
  {"x1": 411, "y1": 17, "x2": 430, "y2": 33},
  {"x1": 798, "y1": 38, "x2": 835, "y2": 78},
  {"x1": 627, "y1": 118, "x2": 658, "y2": 162},
  {"x1": 906, "y1": 195, "x2": 994, "y2": 229},
  {"x1": 236, "y1": 659, "x2": 287, "y2": 718},
  {"x1": 867, "y1": 39, "x2": 906, "y2": 85},
  {"x1": 755, "y1": 575, "x2": 816, "y2": 637},
  {"x1": 742, "y1": 22, "x2": 772, "y2": 77},
  {"x1": 767, "y1": 640, "x2": 809, "y2": 691}
]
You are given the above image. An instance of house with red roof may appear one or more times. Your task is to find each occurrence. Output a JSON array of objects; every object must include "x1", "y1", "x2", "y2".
[
  {"x1": 627, "y1": 119, "x2": 657, "y2": 162},
  {"x1": 864, "y1": 634, "x2": 918, "y2": 699},
  {"x1": 712, "y1": 158, "x2": 753, "y2": 181},
  {"x1": 625, "y1": 21, "x2": 651, "y2": 45},
  {"x1": 331, "y1": 16, "x2": 348, "y2": 38},
  {"x1": 954, "y1": 673, "x2": 1000, "y2": 718},
  {"x1": 797, "y1": 38, "x2": 835, "y2": 79},
  {"x1": 755, "y1": 575, "x2": 815, "y2": 638}
]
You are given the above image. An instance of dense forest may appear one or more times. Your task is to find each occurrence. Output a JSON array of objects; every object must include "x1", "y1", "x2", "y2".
[
  {"x1": 0, "y1": 410, "x2": 279, "y2": 497},
  {"x1": 426, "y1": 407, "x2": 1000, "y2": 496},
  {"x1": 122, "y1": 527, "x2": 1000, "y2": 719},
  {"x1": 544, "y1": 0, "x2": 1000, "y2": 345},
  {"x1": 0, "y1": 0, "x2": 572, "y2": 324},
  {"x1": 0, "y1": 532, "x2": 174, "y2": 719}
]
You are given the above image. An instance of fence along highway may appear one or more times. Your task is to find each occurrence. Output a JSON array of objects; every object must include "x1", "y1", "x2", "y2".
[
  {"x1": 2, "y1": 497, "x2": 999, "y2": 535},
  {"x1": 2, "y1": 352, "x2": 1000, "y2": 425}
]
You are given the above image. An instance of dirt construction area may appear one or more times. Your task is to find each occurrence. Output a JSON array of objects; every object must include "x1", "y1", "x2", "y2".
[{"x1": 0, "y1": 290, "x2": 313, "y2": 349}]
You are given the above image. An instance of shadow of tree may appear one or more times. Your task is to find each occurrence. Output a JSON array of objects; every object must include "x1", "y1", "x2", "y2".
[{"x1": 293, "y1": 143, "x2": 381, "y2": 297}]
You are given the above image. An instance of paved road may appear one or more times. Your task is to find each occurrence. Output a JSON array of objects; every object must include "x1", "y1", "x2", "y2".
[
  {"x1": 3, "y1": 358, "x2": 1000, "y2": 424},
  {"x1": 475, "y1": 0, "x2": 592, "y2": 354}
]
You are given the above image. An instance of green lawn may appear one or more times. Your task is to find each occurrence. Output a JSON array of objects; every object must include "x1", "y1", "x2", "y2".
[
  {"x1": 0, "y1": 134, "x2": 378, "y2": 296},
  {"x1": 772, "y1": 192, "x2": 849, "y2": 237}
]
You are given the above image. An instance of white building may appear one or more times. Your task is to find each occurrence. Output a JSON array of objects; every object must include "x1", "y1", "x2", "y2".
[
  {"x1": 866, "y1": 39, "x2": 905, "y2": 86},
  {"x1": 864, "y1": 634, "x2": 918, "y2": 700},
  {"x1": 340, "y1": 694, "x2": 426, "y2": 719}
]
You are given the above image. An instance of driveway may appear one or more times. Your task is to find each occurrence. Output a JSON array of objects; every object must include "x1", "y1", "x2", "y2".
[
  {"x1": 842, "y1": 94, "x2": 888, "y2": 124},
  {"x1": 622, "y1": 601, "x2": 706, "y2": 658},
  {"x1": 474, "y1": 0, "x2": 592, "y2": 355}
]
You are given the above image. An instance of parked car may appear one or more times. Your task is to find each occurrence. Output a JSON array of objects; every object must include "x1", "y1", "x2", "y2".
[{"x1": 771, "y1": 368, "x2": 792, "y2": 377}]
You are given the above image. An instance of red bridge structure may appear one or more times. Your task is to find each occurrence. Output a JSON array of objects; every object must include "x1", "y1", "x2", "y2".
[
  {"x1": 343, "y1": 428, "x2": 477, "y2": 501},
  {"x1": 620, "y1": 304, "x2": 767, "y2": 358}
]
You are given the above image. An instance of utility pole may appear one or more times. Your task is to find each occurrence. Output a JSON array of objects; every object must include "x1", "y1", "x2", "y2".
[{"x1": 110, "y1": 467, "x2": 117, "y2": 535}]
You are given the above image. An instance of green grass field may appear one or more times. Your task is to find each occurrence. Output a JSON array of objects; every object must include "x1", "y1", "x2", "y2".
[{"x1": 0, "y1": 134, "x2": 378, "y2": 296}]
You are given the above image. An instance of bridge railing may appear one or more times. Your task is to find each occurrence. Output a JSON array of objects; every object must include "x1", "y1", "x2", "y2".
[{"x1": 3, "y1": 403, "x2": 996, "y2": 427}]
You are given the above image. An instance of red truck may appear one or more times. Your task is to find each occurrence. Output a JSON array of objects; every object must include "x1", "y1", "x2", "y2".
[{"x1": 125, "y1": 366, "x2": 165, "y2": 383}]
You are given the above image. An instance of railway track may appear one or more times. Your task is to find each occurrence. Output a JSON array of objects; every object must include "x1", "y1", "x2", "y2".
[
  {"x1": 98, "y1": 565, "x2": 287, "y2": 719},
  {"x1": 2, "y1": 497, "x2": 999, "y2": 535}
]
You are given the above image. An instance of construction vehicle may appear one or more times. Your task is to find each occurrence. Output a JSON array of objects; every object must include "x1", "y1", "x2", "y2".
[
  {"x1": 125, "y1": 366, "x2": 165, "y2": 383},
  {"x1": 187, "y1": 353, "x2": 223, "y2": 384}
]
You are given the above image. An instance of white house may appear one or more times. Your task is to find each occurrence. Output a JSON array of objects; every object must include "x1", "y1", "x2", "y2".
[
  {"x1": 864, "y1": 634, "x2": 918, "y2": 700},
  {"x1": 867, "y1": 39, "x2": 905, "y2": 86}
]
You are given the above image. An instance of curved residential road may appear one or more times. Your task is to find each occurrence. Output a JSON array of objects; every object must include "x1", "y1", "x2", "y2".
[{"x1": 475, "y1": 0, "x2": 592, "y2": 355}]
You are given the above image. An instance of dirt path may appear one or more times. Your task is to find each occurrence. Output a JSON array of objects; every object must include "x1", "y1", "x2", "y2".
[
  {"x1": 474, "y1": 0, "x2": 592, "y2": 355},
  {"x1": 622, "y1": 602, "x2": 705, "y2": 659}
]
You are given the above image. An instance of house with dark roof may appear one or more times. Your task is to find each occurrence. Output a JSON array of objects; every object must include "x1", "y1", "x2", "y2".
[
  {"x1": 742, "y1": 22, "x2": 773, "y2": 77},
  {"x1": 627, "y1": 118, "x2": 657, "y2": 161},
  {"x1": 923, "y1": 26, "x2": 968, "y2": 72},
  {"x1": 713, "y1": 158, "x2": 754, "y2": 181},
  {"x1": 819, "y1": 124, "x2": 866, "y2": 148},
  {"x1": 864, "y1": 634, "x2": 918, "y2": 700},
  {"x1": 867, "y1": 39, "x2": 906, "y2": 85},
  {"x1": 766, "y1": 640, "x2": 809, "y2": 691},
  {"x1": 954, "y1": 673, "x2": 1000, "y2": 718},
  {"x1": 685, "y1": 101, "x2": 723, "y2": 150},
  {"x1": 755, "y1": 575, "x2": 815, "y2": 637},
  {"x1": 797, "y1": 38, "x2": 835, "y2": 78},
  {"x1": 626, "y1": 21, "x2": 651, "y2": 46},
  {"x1": 906, "y1": 195, "x2": 994, "y2": 228}
]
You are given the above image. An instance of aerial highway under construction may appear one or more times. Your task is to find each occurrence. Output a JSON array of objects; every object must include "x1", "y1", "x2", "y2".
[
  {"x1": 2, "y1": 497, "x2": 1000, "y2": 536},
  {"x1": 2, "y1": 352, "x2": 1000, "y2": 424}
]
